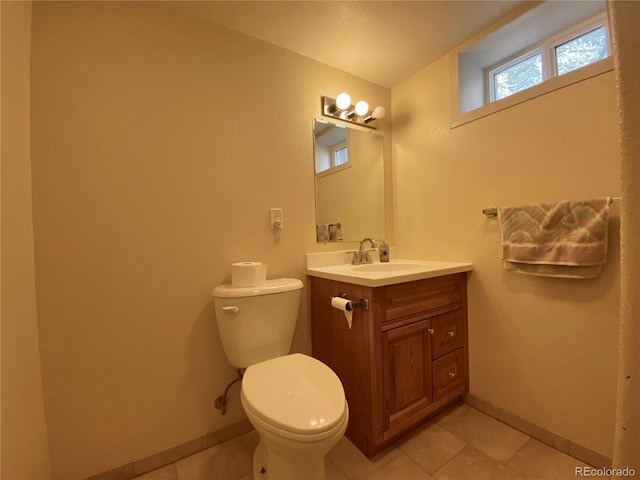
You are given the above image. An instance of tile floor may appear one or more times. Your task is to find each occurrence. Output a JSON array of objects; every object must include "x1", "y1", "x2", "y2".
[{"x1": 134, "y1": 402, "x2": 590, "y2": 480}]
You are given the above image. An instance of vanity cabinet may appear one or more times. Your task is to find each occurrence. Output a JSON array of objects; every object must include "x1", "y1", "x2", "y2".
[{"x1": 309, "y1": 272, "x2": 468, "y2": 457}]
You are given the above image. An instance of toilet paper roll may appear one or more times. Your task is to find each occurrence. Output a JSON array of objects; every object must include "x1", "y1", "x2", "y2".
[
  {"x1": 331, "y1": 297, "x2": 353, "y2": 329},
  {"x1": 232, "y1": 262, "x2": 267, "y2": 287}
]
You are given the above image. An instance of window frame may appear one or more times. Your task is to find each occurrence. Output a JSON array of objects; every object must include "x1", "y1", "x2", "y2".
[{"x1": 486, "y1": 12, "x2": 609, "y2": 104}]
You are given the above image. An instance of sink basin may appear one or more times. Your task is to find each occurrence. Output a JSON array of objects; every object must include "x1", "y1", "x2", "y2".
[{"x1": 352, "y1": 263, "x2": 423, "y2": 273}]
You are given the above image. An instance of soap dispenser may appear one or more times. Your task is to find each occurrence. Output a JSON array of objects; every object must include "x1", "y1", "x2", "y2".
[{"x1": 378, "y1": 237, "x2": 390, "y2": 262}]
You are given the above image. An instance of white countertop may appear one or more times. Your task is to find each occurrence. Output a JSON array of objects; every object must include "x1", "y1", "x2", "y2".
[{"x1": 306, "y1": 257, "x2": 473, "y2": 287}]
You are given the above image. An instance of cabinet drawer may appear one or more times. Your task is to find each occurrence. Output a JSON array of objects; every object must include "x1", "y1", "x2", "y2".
[
  {"x1": 384, "y1": 274, "x2": 464, "y2": 325},
  {"x1": 433, "y1": 349, "x2": 465, "y2": 401},
  {"x1": 431, "y1": 310, "x2": 464, "y2": 359}
]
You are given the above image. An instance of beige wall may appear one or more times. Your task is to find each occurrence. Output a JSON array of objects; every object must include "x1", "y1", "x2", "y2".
[
  {"x1": 0, "y1": 1, "x2": 53, "y2": 478},
  {"x1": 8, "y1": 1, "x2": 627, "y2": 476},
  {"x1": 392, "y1": 58, "x2": 620, "y2": 456},
  {"x1": 28, "y1": 2, "x2": 389, "y2": 478},
  {"x1": 609, "y1": 0, "x2": 640, "y2": 469}
]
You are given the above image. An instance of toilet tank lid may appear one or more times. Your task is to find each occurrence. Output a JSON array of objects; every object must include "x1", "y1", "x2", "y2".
[{"x1": 213, "y1": 278, "x2": 303, "y2": 298}]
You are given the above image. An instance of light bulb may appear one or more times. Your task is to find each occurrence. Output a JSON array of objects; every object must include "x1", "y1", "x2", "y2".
[
  {"x1": 335, "y1": 93, "x2": 351, "y2": 110},
  {"x1": 355, "y1": 100, "x2": 369, "y2": 116},
  {"x1": 372, "y1": 106, "x2": 386, "y2": 119}
]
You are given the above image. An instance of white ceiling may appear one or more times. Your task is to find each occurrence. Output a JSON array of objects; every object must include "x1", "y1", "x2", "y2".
[{"x1": 172, "y1": 1, "x2": 525, "y2": 88}]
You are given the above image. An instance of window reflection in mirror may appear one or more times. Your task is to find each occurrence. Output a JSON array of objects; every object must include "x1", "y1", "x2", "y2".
[{"x1": 313, "y1": 119, "x2": 385, "y2": 243}]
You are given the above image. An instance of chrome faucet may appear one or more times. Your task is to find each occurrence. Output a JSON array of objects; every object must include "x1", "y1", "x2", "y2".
[{"x1": 351, "y1": 238, "x2": 376, "y2": 264}]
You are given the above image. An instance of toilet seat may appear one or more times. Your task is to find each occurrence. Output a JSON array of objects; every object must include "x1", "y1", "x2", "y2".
[{"x1": 241, "y1": 353, "x2": 347, "y2": 438}]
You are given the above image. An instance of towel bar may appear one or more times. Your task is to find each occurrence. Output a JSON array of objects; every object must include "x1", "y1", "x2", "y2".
[
  {"x1": 482, "y1": 196, "x2": 621, "y2": 217},
  {"x1": 482, "y1": 207, "x2": 498, "y2": 217}
]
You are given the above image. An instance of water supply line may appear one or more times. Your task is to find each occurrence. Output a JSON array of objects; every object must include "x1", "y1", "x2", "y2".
[{"x1": 214, "y1": 368, "x2": 244, "y2": 415}]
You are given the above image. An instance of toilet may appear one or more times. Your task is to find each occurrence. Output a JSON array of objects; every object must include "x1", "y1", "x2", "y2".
[{"x1": 213, "y1": 278, "x2": 349, "y2": 480}]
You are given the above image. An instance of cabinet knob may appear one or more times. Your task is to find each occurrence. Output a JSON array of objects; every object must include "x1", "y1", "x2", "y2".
[
  {"x1": 448, "y1": 372, "x2": 456, "y2": 378},
  {"x1": 447, "y1": 331, "x2": 455, "y2": 337},
  {"x1": 428, "y1": 328, "x2": 435, "y2": 334}
]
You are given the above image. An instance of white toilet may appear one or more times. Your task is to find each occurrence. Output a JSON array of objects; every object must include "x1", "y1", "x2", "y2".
[{"x1": 213, "y1": 278, "x2": 349, "y2": 480}]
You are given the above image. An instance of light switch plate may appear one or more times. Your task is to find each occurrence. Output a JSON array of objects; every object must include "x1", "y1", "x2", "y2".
[{"x1": 270, "y1": 208, "x2": 283, "y2": 229}]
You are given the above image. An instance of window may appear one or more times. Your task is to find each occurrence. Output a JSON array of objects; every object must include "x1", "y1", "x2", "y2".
[
  {"x1": 492, "y1": 51, "x2": 543, "y2": 101},
  {"x1": 488, "y1": 14, "x2": 610, "y2": 103},
  {"x1": 555, "y1": 25, "x2": 608, "y2": 76},
  {"x1": 313, "y1": 123, "x2": 351, "y2": 177},
  {"x1": 333, "y1": 143, "x2": 348, "y2": 167},
  {"x1": 452, "y1": 1, "x2": 614, "y2": 127},
  {"x1": 315, "y1": 141, "x2": 349, "y2": 175}
]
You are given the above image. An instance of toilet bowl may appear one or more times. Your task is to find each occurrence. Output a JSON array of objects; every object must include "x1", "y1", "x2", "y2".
[
  {"x1": 240, "y1": 353, "x2": 349, "y2": 480},
  {"x1": 213, "y1": 277, "x2": 348, "y2": 480}
]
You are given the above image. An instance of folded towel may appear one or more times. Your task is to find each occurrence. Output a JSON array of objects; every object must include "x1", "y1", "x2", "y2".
[{"x1": 497, "y1": 197, "x2": 610, "y2": 278}]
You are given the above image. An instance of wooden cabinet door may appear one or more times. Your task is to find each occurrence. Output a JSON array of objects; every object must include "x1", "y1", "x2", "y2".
[{"x1": 382, "y1": 319, "x2": 433, "y2": 433}]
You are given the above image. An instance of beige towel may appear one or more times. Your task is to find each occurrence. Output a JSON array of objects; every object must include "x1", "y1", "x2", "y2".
[{"x1": 497, "y1": 197, "x2": 610, "y2": 278}]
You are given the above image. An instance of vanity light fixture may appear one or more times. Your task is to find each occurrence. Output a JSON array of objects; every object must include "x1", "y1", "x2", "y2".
[
  {"x1": 321, "y1": 93, "x2": 386, "y2": 129},
  {"x1": 354, "y1": 100, "x2": 369, "y2": 116},
  {"x1": 364, "y1": 106, "x2": 386, "y2": 124},
  {"x1": 336, "y1": 93, "x2": 351, "y2": 110}
]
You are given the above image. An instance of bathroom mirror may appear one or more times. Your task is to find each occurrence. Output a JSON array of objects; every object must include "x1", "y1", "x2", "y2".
[{"x1": 313, "y1": 118, "x2": 385, "y2": 242}]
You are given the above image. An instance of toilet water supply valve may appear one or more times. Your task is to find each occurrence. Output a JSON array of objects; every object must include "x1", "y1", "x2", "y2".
[{"x1": 214, "y1": 368, "x2": 244, "y2": 415}]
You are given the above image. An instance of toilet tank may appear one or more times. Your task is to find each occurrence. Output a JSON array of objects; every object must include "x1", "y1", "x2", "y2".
[{"x1": 213, "y1": 278, "x2": 303, "y2": 368}]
